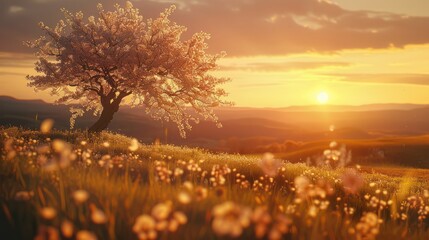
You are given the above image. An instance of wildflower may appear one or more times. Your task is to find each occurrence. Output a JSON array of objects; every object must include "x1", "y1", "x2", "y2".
[
  {"x1": 34, "y1": 226, "x2": 59, "y2": 240},
  {"x1": 195, "y1": 186, "x2": 208, "y2": 201},
  {"x1": 251, "y1": 206, "x2": 272, "y2": 238},
  {"x1": 355, "y1": 212, "x2": 381, "y2": 240},
  {"x1": 154, "y1": 161, "x2": 172, "y2": 183},
  {"x1": 4, "y1": 138, "x2": 14, "y2": 152},
  {"x1": 294, "y1": 176, "x2": 310, "y2": 197},
  {"x1": 40, "y1": 207, "x2": 57, "y2": 220},
  {"x1": 212, "y1": 201, "x2": 252, "y2": 237},
  {"x1": 316, "y1": 179, "x2": 334, "y2": 196},
  {"x1": 251, "y1": 206, "x2": 293, "y2": 240},
  {"x1": 40, "y1": 119, "x2": 54, "y2": 134},
  {"x1": 337, "y1": 145, "x2": 352, "y2": 168},
  {"x1": 37, "y1": 145, "x2": 50, "y2": 154},
  {"x1": 406, "y1": 196, "x2": 424, "y2": 209},
  {"x1": 90, "y1": 205, "x2": 107, "y2": 224},
  {"x1": 323, "y1": 149, "x2": 339, "y2": 161},
  {"x1": 76, "y1": 230, "x2": 97, "y2": 240},
  {"x1": 14, "y1": 191, "x2": 34, "y2": 201},
  {"x1": 177, "y1": 191, "x2": 191, "y2": 205},
  {"x1": 307, "y1": 205, "x2": 318, "y2": 217},
  {"x1": 167, "y1": 219, "x2": 180, "y2": 232},
  {"x1": 6, "y1": 150, "x2": 16, "y2": 160},
  {"x1": 210, "y1": 164, "x2": 231, "y2": 187},
  {"x1": 151, "y1": 202, "x2": 172, "y2": 221},
  {"x1": 269, "y1": 214, "x2": 293, "y2": 240},
  {"x1": 258, "y1": 153, "x2": 282, "y2": 177},
  {"x1": 98, "y1": 154, "x2": 110, "y2": 167},
  {"x1": 40, "y1": 139, "x2": 76, "y2": 171},
  {"x1": 165, "y1": 211, "x2": 187, "y2": 233},
  {"x1": 341, "y1": 168, "x2": 364, "y2": 194},
  {"x1": 173, "y1": 212, "x2": 187, "y2": 225},
  {"x1": 72, "y1": 190, "x2": 89, "y2": 204},
  {"x1": 129, "y1": 138, "x2": 139, "y2": 151},
  {"x1": 52, "y1": 139, "x2": 66, "y2": 152},
  {"x1": 61, "y1": 220, "x2": 74, "y2": 238},
  {"x1": 133, "y1": 214, "x2": 157, "y2": 240},
  {"x1": 134, "y1": 202, "x2": 189, "y2": 235},
  {"x1": 252, "y1": 176, "x2": 275, "y2": 195},
  {"x1": 183, "y1": 181, "x2": 193, "y2": 191},
  {"x1": 174, "y1": 167, "x2": 184, "y2": 177},
  {"x1": 321, "y1": 143, "x2": 352, "y2": 168}
]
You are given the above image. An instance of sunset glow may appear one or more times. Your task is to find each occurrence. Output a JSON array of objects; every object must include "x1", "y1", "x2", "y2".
[
  {"x1": 316, "y1": 92, "x2": 329, "y2": 104},
  {"x1": 0, "y1": 0, "x2": 429, "y2": 107},
  {"x1": 2, "y1": 2, "x2": 429, "y2": 240}
]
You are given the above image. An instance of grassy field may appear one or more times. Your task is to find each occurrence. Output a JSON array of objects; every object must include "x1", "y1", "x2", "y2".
[
  {"x1": 359, "y1": 165, "x2": 429, "y2": 181},
  {"x1": 1, "y1": 126, "x2": 429, "y2": 239},
  {"x1": 273, "y1": 136, "x2": 429, "y2": 169}
]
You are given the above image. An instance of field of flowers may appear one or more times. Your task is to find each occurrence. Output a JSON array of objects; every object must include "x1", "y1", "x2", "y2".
[{"x1": 1, "y1": 122, "x2": 429, "y2": 240}]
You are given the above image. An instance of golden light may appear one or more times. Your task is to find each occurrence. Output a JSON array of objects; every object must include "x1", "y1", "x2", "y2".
[{"x1": 317, "y1": 92, "x2": 329, "y2": 104}]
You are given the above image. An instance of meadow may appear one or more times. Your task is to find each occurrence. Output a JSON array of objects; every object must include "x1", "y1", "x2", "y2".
[
  {"x1": 268, "y1": 136, "x2": 429, "y2": 168},
  {"x1": 1, "y1": 125, "x2": 429, "y2": 240}
]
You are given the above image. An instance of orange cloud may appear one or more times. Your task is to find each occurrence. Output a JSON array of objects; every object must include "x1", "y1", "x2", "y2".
[
  {"x1": 219, "y1": 61, "x2": 351, "y2": 72},
  {"x1": 2, "y1": 0, "x2": 429, "y2": 56},
  {"x1": 325, "y1": 73, "x2": 429, "y2": 86}
]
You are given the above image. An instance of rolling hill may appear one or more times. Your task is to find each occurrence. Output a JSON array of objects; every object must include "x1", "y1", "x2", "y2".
[{"x1": 2, "y1": 95, "x2": 429, "y2": 155}]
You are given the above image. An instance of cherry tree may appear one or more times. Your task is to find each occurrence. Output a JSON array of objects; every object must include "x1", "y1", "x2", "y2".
[{"x1": 26, "y1": 2, "x2": 230, "y2": 137}]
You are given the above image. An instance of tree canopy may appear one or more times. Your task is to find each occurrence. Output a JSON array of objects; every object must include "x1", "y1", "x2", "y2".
[{"x1": 26, "y1": 2, "x2": 230, "y2": 137}]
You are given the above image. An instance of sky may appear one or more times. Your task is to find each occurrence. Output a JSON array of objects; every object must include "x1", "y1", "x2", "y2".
[{"x1": 1, "y1": 0, "x2": 429, "y2": 107}]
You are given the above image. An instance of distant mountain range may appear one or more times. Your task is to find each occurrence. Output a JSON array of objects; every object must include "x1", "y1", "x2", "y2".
[
  {"x1": 2, "y1": 95, "x2": 429, "y2": 151},
  {"x1": 277, "y1": 103, "x2": 428, "y2": 112}
]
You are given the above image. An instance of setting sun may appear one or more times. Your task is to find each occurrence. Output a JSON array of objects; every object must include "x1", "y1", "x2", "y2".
[{"x1": 317, "y1": 92, "x2": 329, "y2": 104}]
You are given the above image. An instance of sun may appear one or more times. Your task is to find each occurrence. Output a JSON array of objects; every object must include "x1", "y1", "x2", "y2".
[{"x1": 316, "y1": 92, "x2": 329, "y2": 104}]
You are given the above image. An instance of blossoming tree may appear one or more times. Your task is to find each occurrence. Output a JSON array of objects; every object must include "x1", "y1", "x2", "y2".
[{"x1": 26, "y1": 2, "x2": 230, "y2": 136}]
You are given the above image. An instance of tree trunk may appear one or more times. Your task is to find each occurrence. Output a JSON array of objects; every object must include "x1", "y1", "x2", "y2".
[
  {"x1": 88, "y1": 91, "x2": 129, "y2": 133},
  {"x1": 88, "y1": 105, "x2": 117, "y2": 133}
]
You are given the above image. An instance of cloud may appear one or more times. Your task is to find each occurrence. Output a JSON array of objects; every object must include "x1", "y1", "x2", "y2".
[
  {"x1": 219, "y1": 61, "x2": 351, "y2": 72},
  {"x1": 0, "y1": 52, "x2": 35, "y2": 68},
  {"x1": 147, "y1": 0, "x2": 195, "y2": 10},
  {"x1": 8, "y1": 6, "x2": 24, "y2": 14},
  {"x1": 0, "y1": 71, "x2": 27, "y2": 76},
  {"x1": 165, "y1": 0, "x2": 429, "y2": 56},
  {"x1": 325, "y1": 73, "x2": 429, "y2": 86},
  {"x1": 238, "y1": 82, "x2": 284, "y2": 88},
  {"x1": 2, "y1": 0, "x2": 429, "y2": 56},
  {"x1": 33, "y1": 0, "x2": 57, "y2": 3}
]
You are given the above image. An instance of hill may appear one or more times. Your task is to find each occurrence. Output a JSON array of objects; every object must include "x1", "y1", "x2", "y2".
[
  {"x1": 270, "y1": 136, "x2": 429, "y2": 168},
  {"x1": 278, "y1": 103, "x2": 428, "y2": 112},
  {"x1": 3, "y1": 96, "x2": 429, "y2": 169},
  {"x1": 2, "y1": 96, "x2": 429, "y2": 148}
]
